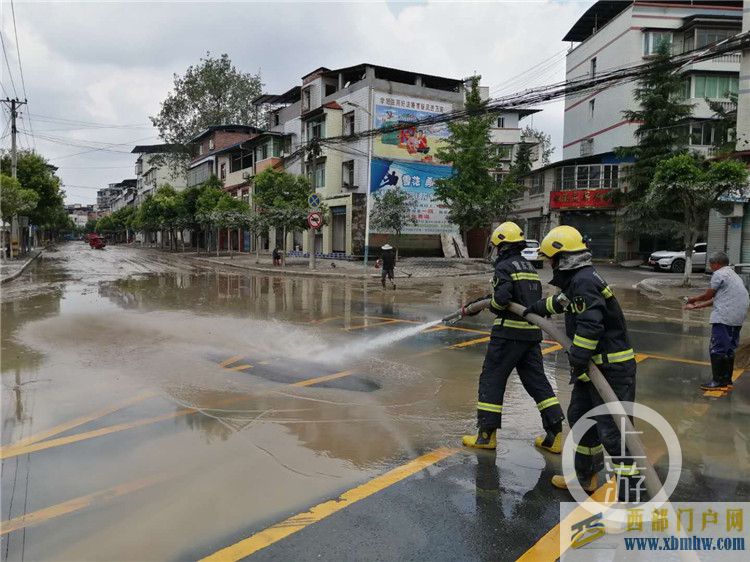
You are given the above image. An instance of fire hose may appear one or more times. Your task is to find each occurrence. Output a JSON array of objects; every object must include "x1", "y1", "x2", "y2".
[{"x1": 442, "y1": 297, "x2": 666, "y2": 502}]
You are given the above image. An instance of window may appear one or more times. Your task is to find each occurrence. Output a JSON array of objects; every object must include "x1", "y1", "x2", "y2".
[
  {"x1": 209, "y1": 139, "x2": 215, "y2": 150},
  {"x1": 261, "y1": 143, "x2": 268, "y2": 160},
  {"x1": 689, "y1": 121, "x2": 726, "y2": 146},
  {"x1": 325, "y1": 84, "x2": 337, "y2": 97},
  {"x1": 342, "y1": 160, "x2": 355, "y2": 188},
  {"x1": 272, "y1": 139, "x2": 283, "y2": 157},
  {"x1": 198, "y1": 144, "x2": 204, "y2": 156},
  {"x1": 302, "y1": 88, "x2": 311, "y2": 113},
  {"x1": 529, "y1": 173, "x2": 544, "y2": 196},
  {"x1": 493, "y1": 172, "x2": 509, "y2": 183},
  {"x1": 643, "y1": 30, "x2": 673, "y2": 55},
  {"x1": 313, "y1": 161, "x2": 325, "y2": 188},
  {"x1": 681, "y1": 78, "x2": 692, "y2": 99},
  {"x1": 496, "y1": 144, "x2": 513, "y2": 160},
  {"x1": 588, "y1": 99, "x2": 595, "y2": 119},
  {"x1": 590, "y1": 57, "x2": 597, "y2": 78},
  {"x1": 230, "y1": 149, "x2": 253, "y2": 172},
  {"x1": 682, "y1": 30, "x2": 695, "y2": 53},
  {"x1": 273, "y1": 113, "x2": 280, "y2": 126},
  {"x1": 343, "y1": 112, "x2": 355, "y2": 136},
  {"x1": 220, "y1": 162, "x2": 226, "y2": 180},
  {"x1": 555, "y1": 164, "x2": 619, "y2": 190},
  {"x1": 496, "y1": 117, "x2": 505, "y2": 128},
  {"x1": 306, "y1": 118, "x2": 325, "y2": 140},
  {"x1": 696, "y1": 28, "x2": 735, "y2": 49},
  {"x1": 694, "y1": 74, "x2": 738, "y2": 99}
]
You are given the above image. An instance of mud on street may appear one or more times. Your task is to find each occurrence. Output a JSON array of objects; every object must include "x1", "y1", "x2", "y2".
[{"x1": 1, "y1": 243, "x2": 749, "y2": 561}]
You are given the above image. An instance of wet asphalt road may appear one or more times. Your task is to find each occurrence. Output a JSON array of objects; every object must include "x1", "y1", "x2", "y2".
[{"x1": 1, "y1": 243, "x2": 749, "y2": 561}]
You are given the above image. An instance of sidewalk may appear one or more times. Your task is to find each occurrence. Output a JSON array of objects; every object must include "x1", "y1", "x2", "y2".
[
  {"x1": 169, "y1": 250, "x2": 494, "y2": 280},
  {"x1": 0, "y1": 250, "x2": 42, "y2": 284}
]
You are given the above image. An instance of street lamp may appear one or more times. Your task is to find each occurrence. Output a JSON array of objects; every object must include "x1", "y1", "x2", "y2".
[{"x1": 343, "y1": 99, "x2": 375, "y2": 272}]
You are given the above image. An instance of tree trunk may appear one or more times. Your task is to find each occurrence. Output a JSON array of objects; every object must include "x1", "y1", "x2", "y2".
[
  {"x1": 216, "y1": 228, "x2": 220, "y2": 257},
  {"x1": 228, "y1": 228, "x2": 232, "y2": 259},
  {"x1": 683, "y1": 228, "x2": 699, "y2": 287},
  {"x1": 255, "y1": 234, "x2": 260, "y2": 264},
  {"x1": 282, "y1": 226, "x2": 287, "y2": 267}
]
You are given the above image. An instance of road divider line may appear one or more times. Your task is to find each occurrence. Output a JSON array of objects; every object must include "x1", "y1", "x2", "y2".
[
  {"x1": 198, "y1": 448, "x2": 458, "y2": 561},
  {"x1": 0, "y1": 392, "x2": 157, "y2": 453},
  {"x1": 219, "y1": 355, "x2": 245, "y2": 368},
  {"x1": 292, "y1": 370, "x2": 355, "y2": 387},
  {"x1": 0, "y1": 474, "x2": 167, "y2": 535},
  {"x1": 448, "y1": 336, "x2": 490, "y2": 349}
]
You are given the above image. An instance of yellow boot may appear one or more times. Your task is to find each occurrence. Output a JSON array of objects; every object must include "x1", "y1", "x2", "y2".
[
  {"x1": 551, "y1": 473, "x2": 598, "y2": 492},
  {"x1": 462, "y1": 428, "x2": 496, "y2": 450},
  {"x1": 534, "y1": 431, "x2": 562, "y2": 454}
]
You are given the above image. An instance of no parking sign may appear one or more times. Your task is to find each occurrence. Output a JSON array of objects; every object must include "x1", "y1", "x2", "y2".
[{"x1": 307, "y1": 212, "x2": 323, "y2": 230}]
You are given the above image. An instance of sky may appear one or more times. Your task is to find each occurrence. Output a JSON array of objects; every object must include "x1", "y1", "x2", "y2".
[{"x1": 0, "y1": 0, "x2": 596, "y2": 204}]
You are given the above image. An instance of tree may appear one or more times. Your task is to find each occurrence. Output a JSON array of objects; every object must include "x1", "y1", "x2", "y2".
[
  {"x1": 211, "y1": 195, "x2": 250, "y2": 258},
  {"x1": 0, "y1": 174, "x2": 39, "y2": 259},
  {"x1": 434, "y1": 76, "x2": 505, "y2": 244},
  {"x1": 83, "y1": 219, "x2": 98, "y2": 234},
  {"x1": 647, "y1": 154, "x2": 748, "y2": 285},
  {"x1": 150, "y1": 53, "x2": 265, "y2": 172},
  {"x1": 522, "y1": 125, "x2": 554, "y2": 166},
  {"x1": 195, "y1": 178, "x2": 225, "y2": 254},
  {"x1": 707, "y1": 93, "x2": 739, "y2": 156},
  {"x1": 618, "y1": 40, "x2": 694, "y2": 209},
  {"x1": 370, "y1": 187, "x2": 417, "y2": 254}
]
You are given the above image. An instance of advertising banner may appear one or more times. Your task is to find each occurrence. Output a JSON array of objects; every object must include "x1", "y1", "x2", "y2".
[
  {"x1": 373, "y1": 93, "x2": 452, "y2": 165},
  {"x1": 550, "y1": 189, "x2": 616, "y2": 210},
  {"x1": 369, "y1": 158, "x2": 456, "y2": 235}
]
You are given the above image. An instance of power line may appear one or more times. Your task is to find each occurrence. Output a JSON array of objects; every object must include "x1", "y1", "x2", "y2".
[
  {"x1": 9, "y1": 0, "x2": 34, "y2": 150},
  {"x1": 0, "y1": 30, "x2": 19, "y2": 98}
]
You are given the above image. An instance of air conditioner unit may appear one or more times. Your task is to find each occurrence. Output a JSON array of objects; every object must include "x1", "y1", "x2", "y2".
[
  {"x1": 580, "y1": 138, "x2": 594, "y2": 157},
  {"x1": 720, "y1": 203, "x2": 744, "y2": 218}
]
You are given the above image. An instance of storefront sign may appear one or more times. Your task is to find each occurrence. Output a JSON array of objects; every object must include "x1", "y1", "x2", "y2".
[
  {"x1": 369, "y1": 158, "x2": 457, "y2": 235},
  {"x1": 549, "y1": 189, "x2": 615, "y2": 210},
  {"x1": 373, "y1": 92, "x2": 452, "y2": 165}
]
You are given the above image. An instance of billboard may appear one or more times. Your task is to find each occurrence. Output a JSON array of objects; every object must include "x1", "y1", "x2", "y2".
[
  {"x1": 549, "y1": 189, "x2": 616, "y2": 210},
  {"x1": 373, "y1": 93, "x2": 452, "y2": 165},
  {"x1": 369, "y1": 158, "x2": 457, "y2": 235}
]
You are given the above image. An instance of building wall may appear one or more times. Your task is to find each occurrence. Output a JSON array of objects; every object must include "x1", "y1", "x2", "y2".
[{"x1": 737, "y1": 1, "x2": 750, "y2": 151}]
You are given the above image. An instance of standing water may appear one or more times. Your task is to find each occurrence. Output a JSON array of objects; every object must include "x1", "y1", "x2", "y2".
[{"x1": 318, "y1": 319, "x2": 443, "y2": 364}]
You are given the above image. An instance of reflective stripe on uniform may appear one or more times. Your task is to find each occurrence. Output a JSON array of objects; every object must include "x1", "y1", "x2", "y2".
[
  {"x1": 490, "y1": 297, "x2": 507, "y2": 311},
  {"x1": 493, "y1": 318, "x2": 541, "y2": 330},
  {"x1": 545, "y1": 296, "x2": 555, "y2": 314},
  {"x1": 575, "y1": 443, "x2": 604, "y2": 455},
  {"x1": 477, "y1": 401, "x2": 503, "y2": 413},
  {"x1": 510, "y1": 272, "x2": 541, "y2": 282},
  {"x1": 611, "y1": 463, "x2": 640, "y2": 476},
  {"x1": 577, "y1": 372, "x2": 591, "y2": 382},
  {"x1": 591, "y1": 348, "x2": 635, "y2": 365},
  {"x1": 573, "y1": 334, "x2": 598, "y2": 350},
  {"x1": 537, "y1": 397, "x2": 560, "y2": 411},
  {"x1": 601, "y1": 286, "x2": 614, "y2": 299}
]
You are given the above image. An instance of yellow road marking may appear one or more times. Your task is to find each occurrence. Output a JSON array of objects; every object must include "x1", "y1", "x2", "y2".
[
  {"x1": 292, "y1": 370, "x2": 355, "y2": 387},
  {"x1": 0, "y1": 392, "x2": 156, "y2": 453},
  {"x1": 0, "y1": 474, "x2": 167, "y2": 535},
  {"x1": 515, "y1": 480, "x2": 616, "y2": 562},
  {"x1": 219, "y1": 355, "x2": 245, "y2": 368},
  {"x1": 224, "y1": 364, "x2": 253, "y2": 372},
  {"x1": 448, "y1": 336, "x2": 490, "y2": 349},
  {"x1": 199, "y1": 448, "x2": 457, "y2": 561},
  {"x1": 346, "y1": 319, "x2": 403, "y2": 331},
  {"x1": 642, "y1": 353, "x2": 709, "y2": 367}
]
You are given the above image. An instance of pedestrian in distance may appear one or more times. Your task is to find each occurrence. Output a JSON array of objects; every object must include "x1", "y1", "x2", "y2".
[
  {"x1": 462, "y1": 222, "x2": 565, "y2": 453},
  {"x1": 272, "y1": 247, "x2": 281, "y2": 266},
  {"x1": 380, "y1": 244, "x2": 396, "y2": 290},
  {"x1": 684, "y1": 251, "x2": 749, "y2": 391},
  {"x1": 524, "y1": 225, "x2": 639, "y2": 502}
]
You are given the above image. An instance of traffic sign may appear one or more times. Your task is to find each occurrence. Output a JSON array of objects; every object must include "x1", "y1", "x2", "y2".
[
  {"x1": 307, "y1": 211, "x2": 323, "y2": 230},
  {"x1": 308, "y1": 194, "x2": 321, "y2": 208}
]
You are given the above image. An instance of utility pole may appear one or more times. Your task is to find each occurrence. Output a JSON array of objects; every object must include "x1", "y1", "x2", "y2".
[{"x1": 2, "y1": 98, "x2": 28, "y2": 178}]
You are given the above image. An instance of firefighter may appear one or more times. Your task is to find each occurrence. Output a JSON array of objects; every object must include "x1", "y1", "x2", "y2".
[
  {"x1": 462, "y1": 222, "x2": 565, "y2": 453},
  {"x1": 524, "y1": 225, "x2": 639, "y2": 501}
]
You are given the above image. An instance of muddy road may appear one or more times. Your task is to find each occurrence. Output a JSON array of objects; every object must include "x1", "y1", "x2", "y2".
[{"x1": 1, "y1": 244, "x2": 748, "y2": 561}]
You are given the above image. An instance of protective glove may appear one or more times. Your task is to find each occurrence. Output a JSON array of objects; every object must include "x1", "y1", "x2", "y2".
[
  {"x1": 523, "y1": 299, "x2": 549, "y2": 318},
  {"x1": 569, "y1": 359, "x2": 591, "y2": 384},
  {"x1": 462, "y1": 295, "x2": 492, "y2": 317}
]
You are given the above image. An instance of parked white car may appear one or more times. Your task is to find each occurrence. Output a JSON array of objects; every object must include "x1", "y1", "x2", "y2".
[
  {"x1": 648, "y1": 243, "x2": 707, "y2": 273},
  {"x1": 522, "y1": 239, "x2": 543, "y2": 269}
]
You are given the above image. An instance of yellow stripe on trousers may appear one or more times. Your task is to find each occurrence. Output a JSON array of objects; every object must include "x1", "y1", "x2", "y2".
[{"x1": 199, "y1": 448, "x2": 457, "y2": 561}]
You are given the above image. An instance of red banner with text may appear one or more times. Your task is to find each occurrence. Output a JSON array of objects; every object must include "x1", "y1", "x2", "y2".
[{"x1": 549, "y1": 189, "x2": 615, "y2": 210}]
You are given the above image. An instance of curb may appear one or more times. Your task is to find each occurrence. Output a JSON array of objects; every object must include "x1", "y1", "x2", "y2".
[
  {"x1": 634, "y1": 279, "x2": 662, "y2": 297},
  {"x1": 0, "y1": 250, "x2": 42, "y2": 285}
]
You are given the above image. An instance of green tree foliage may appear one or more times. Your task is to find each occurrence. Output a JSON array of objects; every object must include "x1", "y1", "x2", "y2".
[
  {"x1": 150, "y1": 52, "x2": 265, "y2": 161},
  {"x1": 434, "y1": 77, "x2": 509, "y2": 239},
  {"x1": 522, "y1": 125, "x2": 554, "y2": 165},
  {"x1": 370, "y1": 187, "x2": 417, "y2": 247},
  {"x1": 648, "y1": 154, "x2": 748, "y2": 285},
  {"x1": 1, "y1": 150, "x2": 68, "y2": 236},
  {"x1": 619, "y1": 41, "x2": 693, "y2": 201},
  {"x1": 0, "y1": 174, "x2": 39, "y2": 224},
  {"x1": 83, "y1": 218, "x2": 98, "y2": 234},
  {"x1": 707, "y1": 93, "x2": 739, "y2": 156}
]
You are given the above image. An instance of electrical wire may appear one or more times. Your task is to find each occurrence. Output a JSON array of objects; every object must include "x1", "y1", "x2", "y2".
[
  {"x1": 0, "y1": 30, "x2": 18, "y2": 98},
  {"x1": 9, "y1": 0, "x2": 34, "y2": 150}
]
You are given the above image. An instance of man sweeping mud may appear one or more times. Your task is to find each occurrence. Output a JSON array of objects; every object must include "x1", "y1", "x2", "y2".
[{"x1": 462, "y1": 222, "x2": 564, "y2": 453}]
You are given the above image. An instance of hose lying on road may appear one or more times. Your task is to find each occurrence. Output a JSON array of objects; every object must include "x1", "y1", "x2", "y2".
[{"x1": 443, "y1": 298, "x2": 666, "y2": 502}]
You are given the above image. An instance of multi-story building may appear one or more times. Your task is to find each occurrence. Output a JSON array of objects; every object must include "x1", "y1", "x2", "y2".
[
  {"x1": 96, "y1": 180, "x2": 135, "y2": 215},
  {"x1": 254, "y1": 63, "x2": 544, "y2": 258},
  {"x1": 65, "y1": 204, "x2": 95, "y2": 228},
  {"x1": 132, "y1": 144, "x2": 188, "y2": 205},
  {"x1": 186, "y1": 125, "x2": 262, "y2": 188},
  {"x1": 513, "y1": 0, "x2": 746, "y2": 260}
]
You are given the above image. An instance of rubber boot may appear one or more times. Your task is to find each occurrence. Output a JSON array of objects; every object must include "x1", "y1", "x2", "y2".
[
  {"x1": 701, "y1": 355, "x2": 730, "y2": 391},
  {"x1": 725, "y1": 355, "x2": 735, "y2": 389},
  {"x1": 551, "y1": 473, "x2": 598, "y2": 493},
  {"x1": 534, "y1": 421, "x2": 563, "y2": 454},
  {"x1": 462, "y1": 428, "x2": 497, "y2": 450}
]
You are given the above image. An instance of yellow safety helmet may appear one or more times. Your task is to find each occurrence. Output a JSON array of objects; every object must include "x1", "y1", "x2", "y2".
[
  {"x1": 490, "y1": 221, "x2": 525, "y2": 247},
  {"x1": 539, "y1": 225, "x2": 588, "y2": 258}
]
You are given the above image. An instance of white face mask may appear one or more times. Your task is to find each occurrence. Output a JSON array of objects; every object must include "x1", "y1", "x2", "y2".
[{"x1": 556, "y1": 251, "x2": 593, "y2": 271}]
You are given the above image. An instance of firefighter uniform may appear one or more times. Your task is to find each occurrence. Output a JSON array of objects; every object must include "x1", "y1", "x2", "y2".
[
  {"x1": 526, "y1": 225, "x2": 639, "y2": 497},
  {"x1": 463, "y1": 222, "x2": 564, "y2": 451}
]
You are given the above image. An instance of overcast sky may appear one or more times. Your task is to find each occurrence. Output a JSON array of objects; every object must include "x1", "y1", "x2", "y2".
[{"x1": 1, "y1": 0, "x2": 596, "y2": 204}]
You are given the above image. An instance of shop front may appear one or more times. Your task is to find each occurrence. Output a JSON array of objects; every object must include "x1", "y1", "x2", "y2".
[{"x1": 550, "y1": 188, "x2": 618, "y2": 259}]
